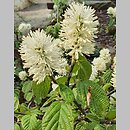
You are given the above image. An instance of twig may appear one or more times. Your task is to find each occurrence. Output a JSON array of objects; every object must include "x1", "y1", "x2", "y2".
[
  {"x1": 100, "y1": 119, "x2": 116, "y2": 124},
  {"x1": 107, "y1": 89, "x2": 116, "y2": 97},
  {"x1": 50, "y1": 75, "x2": 58, "y2": 84},
  {"x1": 73, "y1": 99, "x2": 86, "y2": 115},
  {"x1": 65, "y1": 61, "x2": 75, "y2": 86}
]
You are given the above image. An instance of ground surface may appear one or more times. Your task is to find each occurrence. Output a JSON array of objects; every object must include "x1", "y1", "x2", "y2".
[{"x1": 14, "y1": 0, "x2": 52, "y2": 29}]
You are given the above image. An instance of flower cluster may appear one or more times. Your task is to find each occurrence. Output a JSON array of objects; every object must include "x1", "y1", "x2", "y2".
[
  {"x1": 92, "y1": 48, "x2": 111, "y2": 72},
  {"x1": 60, "y1": 2, "x2": 99, "y2": 60},
  {"x1": 19, "y1": 71, "x2": 28, "y2": 81},
  {"x1": 19, "y1": 29, "x2": 67, "y2": 84},
  {"x1": 92, "y1": 57, "x2": 106, "y2": 72},
  {"x1": 18, "y1": 23, "x2": 31, "y2": 35},
  {"x1": 99, "y1": 48, "x2": 111, "y2": 64},
  {"x1": 107, "y1": 7, "x2": 116, "y2": 17},
  {"x1": 90, "y1": 48, "x2": 112, "y2": 81}
]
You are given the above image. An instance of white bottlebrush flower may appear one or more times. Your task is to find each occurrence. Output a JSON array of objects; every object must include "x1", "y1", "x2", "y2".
[
  {"x1": 18, "y1": 71, "x2": 27, "y2": 80},
  {"x1": 113, "y1": 56, "x2": 116, "y2": 68},
  {"x1": 19, "y1": 29, "x2": 67, "y2": 84},
  {"x1": 111, "y1": 72, "x2": 116, "y2": 88},
  {"x1": 111, "y1": 56, "x2": 116, "y2": 88},
  {"x1": 107, "y1": 7, "x2": 116, "y2": 17},
  {"x1": 60, "y1": 2, "x2": 99, "y2": 60},
  {"x1": 89, "y1": 65, "x2": 98, "y2": 81},
  {"x1": 99, "y1": 48, "x2": 111, "y2": 64},
  {"x1": 92, "y1": 57, "x2": 106, "y2": 72},
  {"x1": 18, "y1": 23, "x2": 31, "y2": 35}
]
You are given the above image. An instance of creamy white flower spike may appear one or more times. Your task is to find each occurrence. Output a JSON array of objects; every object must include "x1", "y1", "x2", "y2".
[
  {"x1": 19, "y1": 29, "x2": 67, "y2": 84},
  {"x1": 111, "y1": 56, "x2": 116, "y2": 88},
  {"x1": 92, "y1": 57, "x2": 106, "y2": 72},
  {"x1": 89, "y1": 65, "x2": 98, "y2": 81},
  {"x1": 19, "y1": 71, "x2": 27, "y2": 80},
  {"x1": 18, "y1": 23, "x2": 31, "y2": 35},
  {"x1": 99, "y1": 48, "x2": 111, "y2": 64},
  {"x1": 107, "y1": 7, "x2": 116, "y2": 17},
  {"x1": 60, "y1": 2, "x2": 99, "y2": 60}
]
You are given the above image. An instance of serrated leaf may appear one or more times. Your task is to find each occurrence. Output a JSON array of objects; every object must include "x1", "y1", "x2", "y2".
[
  {"x1": 103, "y1": 83, "x2": 112, "y2": 91},
  {"x1": 14, "y1": 123, "x2": 20, "y2": 130},
  {"x1": 21, "y1": 114, "x2": 37, "y2": 130},
  {"x1": 35, "y1": 120, "x2": 42, "y2": 130},
  {"x1": 78, "y1": 54, "x2": 92, "y2": 80},
  {"x1": 19, "y1": 103, "x2": 29, "y2": 113},
  {"x1": 14, "y1": 89, "x2": 20, "y2": 98},
  {"x1": 24, "y1": 92, "x2": 33, "y2": 101},
  {"x1": 59, "y1": 84, "x2": 74, "y2": 103},
  {"x1": 42, "y1": 101, "x2": 74, "y2": 130},
  {"x1": 75, "y1": 121, "x2": 88, "y2": 130},
  {"x1": 107, "y1": 125, "x2": 116, "y2": 130},
  {"x1": 14, "y1": 96, "x2": 19, "y2": 111},
  {"x1": 32, "y1": 76, "x2": 51, "y2": 102},
  {"x1": 76, "y1": 80, "x2": 90, "y2": 108},
  {"x1": 106, "y1": 109, "x2": 116, "y2": 120},
  {"x1": 29, "y1": 107, "x2": 43, "y2": 115},
  {"x1": 88, "y1": 81, "x2": 110, "y2": 118},
  {"x1": 102, "y1": 69, "x2": 112, "y2": 84},
  {"x1": 22, "y1": 81, "x2": 32, "y2": 93},
  {"x1": 94, "y1": 124, "x2": 105, "y2": 130},
  {"x1": 41, "y1": 94, "x2": 57, "y2": 108},
  {"x1": 56, "y1": 76, "x2": 67, "y2": 85},
  {"x1": 86, "y1": 113, "x2": 100, "y2": 122}
]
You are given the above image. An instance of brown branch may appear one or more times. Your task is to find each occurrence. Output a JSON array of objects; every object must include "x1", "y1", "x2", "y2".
[
  {"x1": 50, "y1": 75, "x2": 58, "y2": 84},
  {"x1": 65, "y1": 61, "x2": 75, "y2": 86},
  {"x1": 74, "y1": 99, "x2": 86, "y2": 115}
]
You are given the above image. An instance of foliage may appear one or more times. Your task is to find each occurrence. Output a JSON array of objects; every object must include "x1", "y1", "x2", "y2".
[{"x1": 14, "y1": 1, "x2": 116, "y2": 130}]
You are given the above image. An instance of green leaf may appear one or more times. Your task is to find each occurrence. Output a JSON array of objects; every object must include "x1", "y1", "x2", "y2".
[
  {"x1": 42, "y1": 101, "x2": 74, "y2": 130},
  {"x1": 32, "y1": 76, "x2": 51, "y2": 102},
  {"x1": 102, "y1": 69, "x2": 112, "y2": 84},
  {"x1": 14, "y1": 123, "x2": 20, "y2": 130},
  {"x1": 94, "y1": 124, "x2": 106, "y2": 130},
  {"x1": 24, "y1": 92, "x2": 33, "y2": 101},
  {"x1": 56, "y1": 76, "x2": 67, "y2": 85},
  {"x1": 21, "y1": 114, "x2": 37, "y2": 130},
  {"x1": 76, "y1": 122, "x2": 97, "y2": 130},
  {"x1": 41, "y1": 95, "x2": 56, "y2": 108},
  {"x1": 76, "y1": 80, "x2": 109, "y2": 117},
  {"x1": 14, "y1": 96, "x2": 19, "y2": 111},
  {"x1": 22, "y1": 81, "x2": 32, "y2": 93},
  {"x1": 14, "y1": 89, "x2": 20, "y2": 98},
  {"x1": 76, "y1": 80, "x2": 90, "y2": 108},
  {"x1": 86, "y1": 122, "x2": 98, "y2": 130},
  {"x1": 75, "y1": 121, "x2": 88, "y2": 130},
  {"x1": 59, "y1": 84, "x2": 74, "y2": 103},
  {"x1": 106, "y1": 109, "x2": 116, "y2": 120},
  {"x1": 35, "y1": 120, "x2": 42, "y2": 130},
  {"x1": 29, "y1": 107, "x2": 42, "y2": 115},
  {"x1": 89, "y1": 81, "x2": 110, "y2": 118},
  {"x1": 19, "y1": 103, "x2": 29, "y2": 113},
  {"x1": 78, "y1": 54, "x2": 92, "y2": 80},
  {"x1": 86, "y1": 113, "x2": 100, "y2": 122},
  {"x1": 103, "y1": 83, "x2": 112, "y2": 91},
  {"x1": 107, "y1": 125, "x2": 116, "y2": 130}
]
